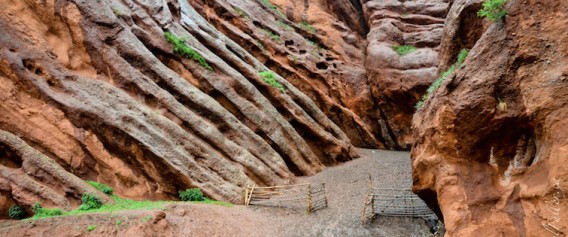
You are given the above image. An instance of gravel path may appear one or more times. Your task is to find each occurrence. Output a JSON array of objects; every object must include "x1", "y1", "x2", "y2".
[
  {"x1": 0, "y1": 149, "x2": 432, "y2": 237},
  {"x1": 250, "y1": 148, "x2": 432, "y2": 237}
]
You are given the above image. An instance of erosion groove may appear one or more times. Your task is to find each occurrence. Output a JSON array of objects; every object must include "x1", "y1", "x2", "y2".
[{"x1": 0, "y1": 0, "x2": 362, "y2": 209}]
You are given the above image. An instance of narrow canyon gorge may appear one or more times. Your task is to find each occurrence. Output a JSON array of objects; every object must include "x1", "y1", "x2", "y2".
[{"x1": 0, "y1": 0, "x2": 566, "y2": 236}]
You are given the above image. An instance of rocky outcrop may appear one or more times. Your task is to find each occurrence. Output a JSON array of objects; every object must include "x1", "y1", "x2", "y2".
[
  {"x1": 0, "y1": 130, "x2": 111, "y2": 217},
  {"x1": 0, "y1": 0, "x2": 360, "y2": 212},
  {"x1": 362, "y1": 0, "x2": 450, "y2": 149},
  {"x1": 216, "y1": 0, "x2": 383, "y2": 148},
  {"x1": 412, "y1": 0, "x2": 568, "y2": 235}
]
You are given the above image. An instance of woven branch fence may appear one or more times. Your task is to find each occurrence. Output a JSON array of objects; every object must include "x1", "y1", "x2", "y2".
[
  {"x1": 362, "y1": 175, "x2": 437, "y2": 224},
  {"x1": 244, "y1": 183, "x2": 327, "y2": 213}
]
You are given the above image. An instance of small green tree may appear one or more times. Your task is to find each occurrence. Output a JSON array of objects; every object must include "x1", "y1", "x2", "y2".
[
  {"x1": 8, "y1": 205, "x2": 26, "y2": 220},
  {"x1": 478, "y1": 0, "x2": 507, "y2": 21},
  {"x1": 179, "y1": 188, "x2": 205, "y2": 201},
  {"x1": 79, "y1": 193, "x2": 103, "y2": 211}
]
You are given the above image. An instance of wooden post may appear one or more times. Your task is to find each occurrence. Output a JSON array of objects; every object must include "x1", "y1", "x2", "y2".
[
  {"x1": 369, "y1": 174, "x2": 374, "y2": 214},
  {"x1": 323, "y1": 183, "x2": 328, "y2": 208},
  {"x1": 306, "y1": 184, "x2": 312, "y2": 213},
  {"x1": 361, "y1": 174, "x2": 374, "y2": 224},
  {"x1": 244, "y1": 185, "x2": 249, "y2": 205},
  {"x1": 245, "y1": 185, "x2": 256, "y2": 206}
]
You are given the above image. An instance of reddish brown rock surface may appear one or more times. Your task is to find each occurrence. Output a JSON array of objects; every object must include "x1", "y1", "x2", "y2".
[
  {"x1": 362, "y1": 0, "x2": 450, "y2": 149},
  {"x1": 412, "y1": 0, "x2": 568, "y2": 235},
  {"x1": 0, "y1": 0, "x2": 364, "y2": 213},
  {"x1": 2, "y1": 0, "x2": 455, "y2": 215}
]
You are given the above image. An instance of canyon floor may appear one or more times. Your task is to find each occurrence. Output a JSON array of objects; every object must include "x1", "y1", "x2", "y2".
[{"x1": 0, "y1": 149, "x2": 431, "y2": 237}]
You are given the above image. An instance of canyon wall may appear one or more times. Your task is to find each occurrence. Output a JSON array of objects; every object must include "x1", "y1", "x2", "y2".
[
  {"x1": 412, "y1": 0, "x2": 568, "y2": 235},
  {"x1": 0, "y1": 0, "x2": 366, "y2": 215}
]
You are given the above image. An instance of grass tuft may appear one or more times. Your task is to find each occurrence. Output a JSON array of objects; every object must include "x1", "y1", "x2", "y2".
[
  {"x1": 392, "y1": 45, "x2": 417, "y2": 56},
  {"x1": 164, "y1": 32, "x2": 213, "y2": 71},
  {"x1": 261, "y1": 29, "x2": 282, "y2": 43},
  {"x1": 478, "y1": 0, "x2": 507, "y2": 21},
  {"x1": 234, "y1": 7, "x2": 251, "y2": 21},
  {"x1": 416, "y1": 49, "x2": 469, "y2": 109},
  {"x1": 298, "y1": 21, "x2": 317, "y2": 34},
  {"x1": 259, "y1": 71, "x2": 285, "y2": 92},
  {"x1": 86, "y1": 225, "x2": 96, "y2": 232},
  {"x1": 259, "y1": 0, "x2": 286, "y2": 18},
  {"x1": 86, "y1": 181, "x2": 113, "y2": 195},
  {"x1": 32, "y1": 203, "x2": 63, "y2": 219},
  {"x1": 277, "y1": 21, "x2": 293, "y2": 31}
]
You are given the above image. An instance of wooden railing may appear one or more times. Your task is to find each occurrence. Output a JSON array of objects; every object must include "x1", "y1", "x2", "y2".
[{"x1": 244, "y1": 183, "x2": 327, "y2": 213}]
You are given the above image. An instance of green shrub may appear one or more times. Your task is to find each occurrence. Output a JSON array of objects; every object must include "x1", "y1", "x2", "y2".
[
  {"x1": 86, "y1": 181, "x2": 113, "y2": 195},
  {"x1": 33, "y1": 203, "x2": 63, "y2": 218},
  {"x1": 416, "y1": 49, "x2": 469, "y2": 109},
  {"x1": 79, "y1": 193, "x2": 103, "y2": 211},
  {"x1": 86, "y1": 225, "x2": 97, "y2": 232},
  {"x1": 164, "y1": 32, "x2": 213, "y2": 71},
  {"x1": 8, "y1": 205, "x2": 26, "y2": 220},
  {"x1": 259, "y1": 71, "x2": 285, "y2": 92},
  {"x1": 392, "y1": 45, "x2": 416, "y2": 56},
  {"x1": 478, "y1": 0, "x2": 507, "y2": 21},
  {"x1": 179, "y1": 188, "x2": 205, "y2": 202},
  {"x1": 299, "y1": 21, "x2": 317, "y2": 34}
]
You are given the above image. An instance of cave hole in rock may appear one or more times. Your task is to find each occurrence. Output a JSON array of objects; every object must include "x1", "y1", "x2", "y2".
[
  {"x1": 284, "y1": 40, "x2": 295, "y2": 47},
  {"x1": 0, "y1": 143, "x2": 23, "y2": 169},
  {"x1": 477, "y1": 122, "x2": 539, "y2": 175},
  {"x1": 299, "y1": 49, "x2": 307, "y2": 54},
  {"x1": 316, "y1": 62, "x2": 328, "y2": 70}
]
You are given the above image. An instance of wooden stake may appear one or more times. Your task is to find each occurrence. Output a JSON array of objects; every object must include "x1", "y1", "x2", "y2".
[
  {"x1": 362, "y1": 174, "x2": 374, "y2": 224},
  {"x1": 307, "y1": 184, "x2": 312, "y2": 213}
]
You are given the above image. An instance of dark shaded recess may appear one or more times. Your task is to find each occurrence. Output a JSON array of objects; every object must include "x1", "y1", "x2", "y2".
[
  {"x1": 0, "y1": 143, "x2": 23, "y2": 169},
  {"x1": 316, "y1": 62, "x2": 328, "y2": 70},
  {"x1": 443, "y1": 2, "x2": 484, "y2": 71},
  {"x1": 471, "y1": 120, "x2": 537, "y2": 174},
  {"x1": 285, "y1": 40, "x2": 295, "y2": 47},
  {"x1": 415, "y1": 188, "x2": 444, "y2": 222}
]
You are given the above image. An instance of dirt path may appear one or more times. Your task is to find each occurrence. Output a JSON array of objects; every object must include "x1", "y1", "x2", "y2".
[
  {"x1": 0, "y1": 149, "x2": 431, "y2": 237},
  {"x1": 260, "y1": 148, "x2": 431, "y2": 237}
]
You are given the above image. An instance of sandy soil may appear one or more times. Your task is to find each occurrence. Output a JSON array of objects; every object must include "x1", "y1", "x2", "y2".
[{"x1": 0, "y1": 149, "x2": 432, "y2": 237}]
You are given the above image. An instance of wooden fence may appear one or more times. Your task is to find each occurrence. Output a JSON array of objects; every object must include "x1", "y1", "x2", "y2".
[
  {"x1": 362, "y1": 175, "x2": 436, "y2": 224},
  {"x1": 244, "y1": 183, "x2": 327, "y2": 213}
]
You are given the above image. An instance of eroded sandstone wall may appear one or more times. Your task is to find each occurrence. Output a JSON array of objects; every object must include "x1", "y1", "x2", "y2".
[
  {"x1": 412, "y1": 0, "x2": 568, "y2": 235},
  {"x1": 362, "y1": 0, "x2": 450, "y2": 149},
  {"x1": 0, "y1": 0, "x2": 362, "y2": 214}
]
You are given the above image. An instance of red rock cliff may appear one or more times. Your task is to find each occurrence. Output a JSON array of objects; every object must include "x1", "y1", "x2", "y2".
[{"x1": 412, "y1": 0, "x2": 568, "y2": 235}]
